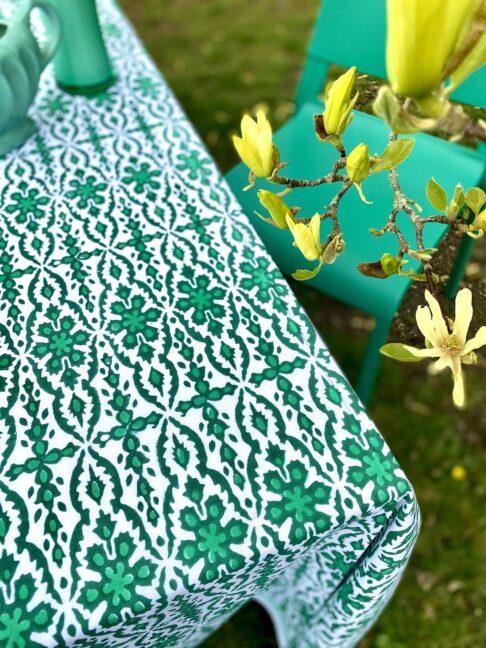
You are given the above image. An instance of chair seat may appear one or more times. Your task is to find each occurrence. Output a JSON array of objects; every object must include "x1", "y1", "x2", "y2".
[{"x1": 227, "y1": 104, "x2": 486, "y2": 322}]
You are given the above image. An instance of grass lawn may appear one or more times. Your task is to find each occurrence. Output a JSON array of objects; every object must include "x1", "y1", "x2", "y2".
[{"x1": 120, "y1": 2, "x2": 486, "y2": 646}]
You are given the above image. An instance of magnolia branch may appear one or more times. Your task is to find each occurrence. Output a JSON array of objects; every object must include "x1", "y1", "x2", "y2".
[
  {"x1": 284, "y1": 179, "x2": 353, "y2": 231},
  {"x1": 328, "y1": 180, "x2": 353, "y2": 232},
  {"x1": 389, "y1": 167, "x2": 441, "y2": 296},
  {"x1": 270, "y1": 158, "x2": 346, "y2": 189},
  {"x1": 462, "y1": 120, "x2": 486, "y2": 143}
]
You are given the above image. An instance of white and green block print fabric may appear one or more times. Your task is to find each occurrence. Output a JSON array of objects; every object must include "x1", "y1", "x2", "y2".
[{"x1": 0, "y1": 1, "x2": 420, "y2": 646}]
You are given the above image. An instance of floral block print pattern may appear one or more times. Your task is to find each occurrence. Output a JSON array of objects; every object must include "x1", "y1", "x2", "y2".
[{"x1": 0, "y1": 1, "x2": 420, "y2": 647}]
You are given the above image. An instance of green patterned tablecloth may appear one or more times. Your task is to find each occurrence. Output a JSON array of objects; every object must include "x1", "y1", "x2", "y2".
[{"x1": 0, "y1": 1, "x2": 419, "y2": 646}]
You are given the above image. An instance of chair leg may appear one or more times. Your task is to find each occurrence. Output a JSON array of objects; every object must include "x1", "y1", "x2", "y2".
[
  {"x1": 356, "y1": 317, "x2": 392, "y2": 406},
  {"x1": 445, "y1": 234, "x2": 476, "y2": 300}
]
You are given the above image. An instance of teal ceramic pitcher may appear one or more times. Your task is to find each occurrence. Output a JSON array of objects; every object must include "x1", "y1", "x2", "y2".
[{"x1": 0, "y1": 0, "x2": 61, "y2": 156}]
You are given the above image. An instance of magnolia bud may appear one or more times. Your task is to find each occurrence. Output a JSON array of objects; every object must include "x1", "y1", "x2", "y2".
[
  {"x1": 233, "y1": 110, "x2": 278, "y2": 178},
  {"x1": 256, "y1": 190, "x2": 293, "y2": 229},
  {"x1": 323, "y1": 67, "x2": 358, "y2": 136},
  {"x1": 381, "y1": 253, "x2": 402, "y2": 276},
  {"x1": 386, "y1": 0, "x2": 478, "y2": 99},
  {"x1": 286, "y1": 213, "x2": 321, "y2": 262},
  {"x1": 346, "y1": 144, "x2": 370, "y2": 184},
  {"x1": 446, "y1": 184, "x2": 466, "y2": 219}
]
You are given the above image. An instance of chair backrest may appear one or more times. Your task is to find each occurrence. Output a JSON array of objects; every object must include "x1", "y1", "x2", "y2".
[{"x1": 295, "y1": 0, "x2": 486, "y2": 110}]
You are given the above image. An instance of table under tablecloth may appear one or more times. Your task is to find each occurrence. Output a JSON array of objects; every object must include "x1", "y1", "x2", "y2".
[{"x1": 0, "y1": 1, "x2": 419, "y2": 647}]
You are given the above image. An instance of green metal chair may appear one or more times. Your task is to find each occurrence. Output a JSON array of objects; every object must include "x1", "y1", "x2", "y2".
[{"x1": 226, "y1": 0, "x2": 486, "y2": 404}]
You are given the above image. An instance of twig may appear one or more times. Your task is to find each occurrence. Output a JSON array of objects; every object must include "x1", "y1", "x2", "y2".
[
  {"x1": 271, "y1": 158, "x2": 346, "y2": 189},
  {"x1": 328, "y1": 180, "x2": 353, "y2": 233},
  {"x1": 292, "y1": 181, "x2": 353, "y2": 229},
  {"x1": 462, "y1": 120, "x2": 486, "y2": 143},
  {"x1": 387, "y1": 165, "x2": 453, "y2": 327}
]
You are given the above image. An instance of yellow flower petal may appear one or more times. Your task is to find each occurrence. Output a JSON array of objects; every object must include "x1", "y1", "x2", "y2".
[
  {"x1": 309, "y1": 213, "x2": 321, "y2": 251},
  {"x1": 337, "y1": 91, "x2": 359, "y2": 135},
  {"x1": 240, "y1": 114, "x2": 254, "y2": 139},
  {"x1": 428, "y1": 356, "x2": 451, "y2": 374},
  {"x1": 232, "y1": 135, "x2": 247, "y2": 166},
  {"x1": 255, "y1": 111, "x2": 274, "y2": 175},
  {"x1": 451, "y1": 357, "x2": 466, "y2": 408},
  {"x1": 232, "y1": 134, "x2": 264, "y2": 177},
  {"x1": 416, "y1": 304, "x2": 441, "y2": 347},
  {"x1": 323, "y1": 67, "x2": 357, "y2": 135},
  {"x1": 404, "y1": 345, "x2": 442, "y2": 359},
  {"x1": 424, "y1": 290, "x2": 449, "y2": 341},
  {"x1": 256, "y1": 110, "x2": 267, "y2": 129},
  {"x1": 287, "y1": 216, "x2": 321, "y2": 262},
  {"x1": 298, "y1": 229, "x2": 319, "y2": 261},
  {"x1": 386, "y1": 0, "x2": 478, "y2": 97},
  {"x1": 452, "y1": 288, "x2": 473, "y2": 344},
  {"x1": 234, "y1": 112, "x2": 275, "y2": 178},
  {"x1": 462, "y1": 325, "x2": 486, "y2": 355}
]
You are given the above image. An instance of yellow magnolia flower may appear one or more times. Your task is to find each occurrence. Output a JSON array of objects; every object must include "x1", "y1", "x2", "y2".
[
  {"x1": 286, "y1": 213, "x2": 321, "y2": 262},
  {"x1": 233, "y1": 110, "x2": 276, "y2": 178},
  {"x1": 323, "y1": 67, "x2": 358, "y2": 136},
  {"x1": 386, "y1": 0, "x2": 480, "y2": 98},
  {"x1": 382, "y1": 288, "x2": 486, "y2": 408}
]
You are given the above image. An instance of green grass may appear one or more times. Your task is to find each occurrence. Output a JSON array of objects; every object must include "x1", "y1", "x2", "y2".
[
  {"x1": 119, "y1": 2, "x2": 486, "y2": 645},
  {"x1": 119, "y1": 0, "x2": 319, "y2": 172}
]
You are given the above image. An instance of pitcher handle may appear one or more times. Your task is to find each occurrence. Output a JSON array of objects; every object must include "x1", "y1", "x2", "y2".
[{"x1": 26, "y1": 0, "x2": 62, "y2": 68}]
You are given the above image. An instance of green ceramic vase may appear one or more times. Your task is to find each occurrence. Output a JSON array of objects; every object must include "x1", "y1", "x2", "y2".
[
  {"x1": 50, "y1": 0, "x2": 115, "y2": 95},
  {"x1": 0, "y1": 0, "x2": 61, "y2": 156}
]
